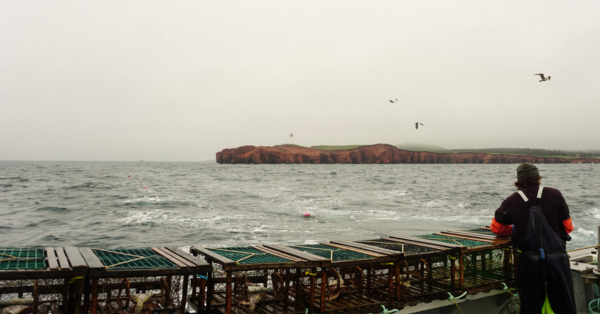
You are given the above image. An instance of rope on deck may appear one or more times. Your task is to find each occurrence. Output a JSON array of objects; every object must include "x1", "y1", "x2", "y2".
[
  {"x1": 589, "y1": 284, "x2": 600, "y2": 314},
  {"x1": 447, "y1": 291, "x2": 467, "y2": 314}
]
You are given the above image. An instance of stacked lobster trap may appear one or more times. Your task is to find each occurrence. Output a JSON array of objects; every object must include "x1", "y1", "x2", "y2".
[
  {"x1": 190, "y1": 244, "x2": 327, "y2": 314},
  {"x1": 0, "y1": 247, "x2": 88, "y2": 314},
  {"x1": 0, "y1": 226, "x2": 514, "y2": 314},
  {"x1": 78, "y1": 247, "x2": 210, "y2": 314}
]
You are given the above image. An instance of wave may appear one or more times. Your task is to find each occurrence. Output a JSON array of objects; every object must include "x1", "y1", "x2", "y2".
[
  {"x1": 0, "y1": 176, "x2": 28, "y2": 182},
  {"x1": 40, "y1": 234, "x2": 61, "y2": 242},
  {"x1": 36, "y1": 219, "x2": 64, "y2": 226},
  {"x1": 35, "y1": 206, "x2": 70, "y2": 213},
  {"x1": 64, "y1": 182, "x2": 111, "y2": 190},
  {"x1": 120, "y1": 197, "x2": 197, "y2": 208}
]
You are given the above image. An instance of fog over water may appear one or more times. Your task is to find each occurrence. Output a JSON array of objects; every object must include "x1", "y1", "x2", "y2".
[{"x1": 1, "y1": 162, "x2": 597, "y2": 250}]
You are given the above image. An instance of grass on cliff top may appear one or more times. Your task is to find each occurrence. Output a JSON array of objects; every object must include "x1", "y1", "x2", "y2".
[
  {"x1": 289, "y1": 144, "x2": 598, "y2": 160},
  {"x1": 311, "y1": 145, "x2": 370, "y2": 151},
  {"x1": 441, "y1": 151, "x2": 586, "y2": 159},
  {"x1": 396, "y1": 143, "x2": 447, "y2": 152}
]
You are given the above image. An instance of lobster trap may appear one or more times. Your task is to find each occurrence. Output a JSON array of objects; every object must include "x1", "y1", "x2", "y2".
[
  {"x1": 79, "y1": 247, "x2": 210, "y2": 314},
  {"x1": 190, "y1": 244, "x2": 326, "y2": 314},
  {"x1": 409, "y1": 230, "x2": 514, "y2": 292},
  {"x1": 353, "y1": 237, "x2": 462, "y2": 306},
  {"x1": 0, "y1": 247, "x2": 88, "y2": 314},
  {"x1": 282, "y1": 241, "x2": 403, "y2": 313}
]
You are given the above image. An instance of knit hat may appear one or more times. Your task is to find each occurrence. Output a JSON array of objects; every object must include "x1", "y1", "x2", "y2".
[{"x1": 516, "y1": 162, "x2": 539, "y2": 180}]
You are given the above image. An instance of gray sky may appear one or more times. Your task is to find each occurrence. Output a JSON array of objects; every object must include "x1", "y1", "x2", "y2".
[{"x1": 1, "y1": 1, "x2": 599, "y2": 161}]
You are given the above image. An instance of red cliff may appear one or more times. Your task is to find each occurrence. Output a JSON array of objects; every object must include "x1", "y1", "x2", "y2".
[{"x1": 216, "y1": 144, "x2": 599, "y2": 164}]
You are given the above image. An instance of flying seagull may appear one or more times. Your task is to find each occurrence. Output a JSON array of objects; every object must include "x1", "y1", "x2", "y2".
[
  {"x1": 389, "y1": 99, "x2": 398, "y2": 103},
  {"x1": 534, "y1": 73, "x2": 551, "y2": 82},
  {"x1": 415, "y1": 122, "x2": 423, "y2": 129}
]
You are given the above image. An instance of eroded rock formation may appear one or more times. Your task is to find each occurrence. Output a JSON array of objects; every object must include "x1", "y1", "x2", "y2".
[{"x1": 216, "y1": 144, "x2": 599, "y2": 164}]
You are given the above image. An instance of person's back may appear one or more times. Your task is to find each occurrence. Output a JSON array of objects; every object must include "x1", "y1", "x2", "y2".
[
  {"x1": 492, "y1": 163, "x2": 575, "y2": 314},
  {"x1": 495, "y1": 185, "x2": 572, "y2": 246}
]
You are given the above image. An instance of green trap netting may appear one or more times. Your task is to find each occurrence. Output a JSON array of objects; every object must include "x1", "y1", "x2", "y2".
[
  {"x1": 355, "y1": 240, "x2": 405, "y2": 253},
  {"x1": 207, "y1": 247, "x2": 292, "y2": 265},
  {"x1": 415, "y1": 234, "x2": 489, "y2": 248},
  {"x1": 458, "y1": 228, "x2": 497, "y2": 236},
  {"x1": 0, "y1": 248, "x2": 46, "y2": 270},
  {"x1": 92, "y1": 248, "x2": 177, "y2": 270},
  {"x1": 289, "y1": 244, "x2": 373, "y2": 262},
  {"x1": 356, "y1": 239, "x2": 445, "y2": 256},
  {"x1": 462, "y1": 249, "x2": 509, "y2": 285}
]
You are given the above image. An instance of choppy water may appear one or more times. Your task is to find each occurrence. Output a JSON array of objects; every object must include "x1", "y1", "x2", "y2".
[{"x1": 0, "y1": 161, "x2": 598, "y2": 250}]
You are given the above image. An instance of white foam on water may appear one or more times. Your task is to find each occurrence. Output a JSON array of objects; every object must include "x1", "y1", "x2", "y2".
[
  {"x1": 572, "y1": 227, "x2": 596, "y2": 239},
  {"x1": 302, "y1": 239, "x2": 320, "y2": 244},
  {"x1": 123, "y1": 196, "x2": 171, "y2": 204},
  {"x1": 179, "y1": 245, "x2": 192, "y2": 253},
  {"x1": 591, "y1": 207, "x2": 600, "y2": 219},
  {"x1": 377, "y1": 190, "x2": 411, "y2": 199},
  {"x1": 115, "y1": 209, "x2": 227, "y2": 226},
  {"x1": 251, "y1": 225, "x2": 268, "y2": 233},
  {"x1": 366, "y1": 209, "x2": 396, "y2": 215}
]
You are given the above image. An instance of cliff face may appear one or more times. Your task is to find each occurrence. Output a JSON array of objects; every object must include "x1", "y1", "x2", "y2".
[{"x1": 216, "y1": 144, "x2": 600, "y2": 164}]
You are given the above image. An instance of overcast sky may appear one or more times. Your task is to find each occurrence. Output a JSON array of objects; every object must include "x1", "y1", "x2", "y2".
[{"x1": 1, "y1": 1, "x2": 599, "y2": 161}]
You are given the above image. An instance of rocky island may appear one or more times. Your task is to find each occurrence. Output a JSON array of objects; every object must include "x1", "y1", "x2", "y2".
[{"x1": 216, "y1": 144, "x2": 599, "y2": 164}]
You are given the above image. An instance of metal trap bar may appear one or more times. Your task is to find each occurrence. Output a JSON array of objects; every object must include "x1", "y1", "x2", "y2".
[{"x1": 190, "y1": 245, "x2": 324, "y2": 314}]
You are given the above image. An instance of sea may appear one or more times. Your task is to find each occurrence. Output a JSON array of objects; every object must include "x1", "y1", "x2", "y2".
[{"x1": 1, "y1": 161, "x2": 598, "y2": 251}]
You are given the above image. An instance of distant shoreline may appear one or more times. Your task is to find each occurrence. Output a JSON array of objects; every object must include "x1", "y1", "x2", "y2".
[{"x1": 216, "y1": 144, "x2": 600, "y2": 164}]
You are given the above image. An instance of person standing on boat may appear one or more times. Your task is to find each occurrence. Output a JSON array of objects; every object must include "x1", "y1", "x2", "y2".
[{"x1": 491, "y1": 162, "x2": 576, "y2": 314}]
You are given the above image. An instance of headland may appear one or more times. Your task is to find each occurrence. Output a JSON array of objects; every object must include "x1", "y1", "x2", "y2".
[{"x1": 216, "y1": 144, "x2": 600, "y2": 164}]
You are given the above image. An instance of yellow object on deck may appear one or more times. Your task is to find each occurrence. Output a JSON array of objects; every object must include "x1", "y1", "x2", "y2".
[{"x1": 542, "y1": 294, "x2": 555, "y2": 314}]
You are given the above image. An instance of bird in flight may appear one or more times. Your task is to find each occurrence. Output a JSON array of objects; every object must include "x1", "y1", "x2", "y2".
[
  {"x1": 534, "y1": 73, "x2": 551, "y2": 82},
  {"x1": 415, "y1": 122, "x2": 423, "y2": 129},
  {"x1": 389, "y1": 99, "x2": 398, "y2": 103}
]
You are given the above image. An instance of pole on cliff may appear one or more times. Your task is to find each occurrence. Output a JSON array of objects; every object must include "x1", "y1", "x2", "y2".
[{"x1": 290, "y1": 133, "x2": 293, "y2": 145}]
